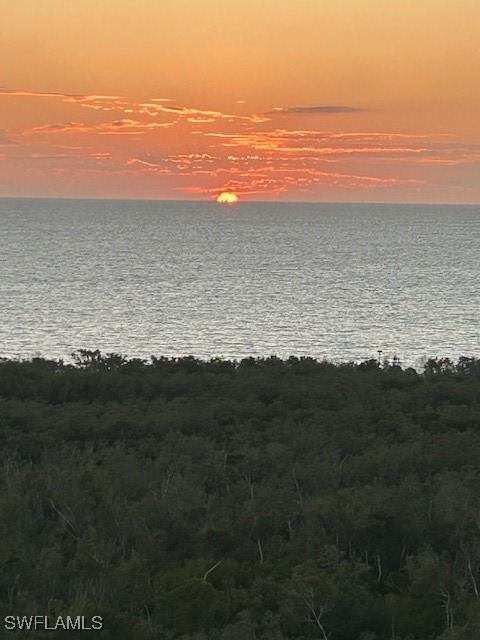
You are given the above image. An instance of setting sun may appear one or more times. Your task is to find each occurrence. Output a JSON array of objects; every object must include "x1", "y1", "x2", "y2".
[{"x1": 216, "y1": 192, "x2": 239, "y2": 204}]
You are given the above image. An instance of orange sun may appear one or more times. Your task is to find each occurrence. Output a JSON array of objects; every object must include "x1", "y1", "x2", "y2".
[{"x1": 216, "y1": 191, "x2": 239, "y2": 204}]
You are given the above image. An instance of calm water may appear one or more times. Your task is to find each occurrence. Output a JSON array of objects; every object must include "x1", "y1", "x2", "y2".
[{"x1": 0, "y1": 198, "x2": 478, "y2": 366}]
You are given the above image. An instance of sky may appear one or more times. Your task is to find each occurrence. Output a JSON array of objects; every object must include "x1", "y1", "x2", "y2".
[{"x1": 1, "y1": 0, "x2": 479, "y2": 202}]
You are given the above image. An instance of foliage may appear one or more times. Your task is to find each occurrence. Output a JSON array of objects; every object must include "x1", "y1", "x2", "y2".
[{"x1": 0, "y1": 352, "x2": 480, "y2": 638}]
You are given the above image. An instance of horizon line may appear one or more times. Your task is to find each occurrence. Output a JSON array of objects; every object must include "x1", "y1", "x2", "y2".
[{"x1": 0, "y1": 195, "x2": 479, "y2": 207}]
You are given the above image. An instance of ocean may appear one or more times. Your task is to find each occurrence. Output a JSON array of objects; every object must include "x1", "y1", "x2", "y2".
[{"x1": 1, "y1": 198, "x2": 478, "y2": 367}]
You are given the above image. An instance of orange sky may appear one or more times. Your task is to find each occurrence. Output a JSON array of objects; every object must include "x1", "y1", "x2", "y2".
[{"x1": 1, "y1": 0, "x2": 479, "y2": 202}]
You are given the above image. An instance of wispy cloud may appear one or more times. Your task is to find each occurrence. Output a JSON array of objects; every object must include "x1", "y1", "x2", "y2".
[
  {"x1": 181, "y1": 168, "x2": 423, "y2": 198},
  {"x1": 126, "y1": 153, "x2": 217, "y2": 174},
  {"x1": 268, "y1": 105, "x2": 363, "y2": 115},
  {"x1": 6, "y1": 151, "x2": 111, "y2": 162},
  {"x1": 25, "y1": 119, "x2": 177, "y2": 135},
  {"x1": 27, "y1": 122, "x2": 91, "y2": 134},
  {"x1": 202, "y1": 129, "x2": 433, "y2": 156},
  {"x1": 124, "y1": 145, "x2": 426, "y2": 198},
  {"x1": 136, "y1": 102, "x2": 269, "y2": 123},
  {"x1": 0, "y1": 88, "x2": 122, "y2": 104},
  {"x1": 1, "y1": 87, "x2": 269, "y2": 124},
  {"x1": 0, "y1": 88, "x2": 81, "y2": 98}
]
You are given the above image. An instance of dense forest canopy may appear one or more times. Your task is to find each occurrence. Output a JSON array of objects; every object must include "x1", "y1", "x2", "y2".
[{"x1": 1, "y1": 351, "x2": 480, "y2": 639}]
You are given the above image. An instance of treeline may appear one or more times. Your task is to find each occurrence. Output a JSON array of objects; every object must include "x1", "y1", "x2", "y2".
[{"x1": 1, "y1": 351, "x2": 480, "y2": 639}]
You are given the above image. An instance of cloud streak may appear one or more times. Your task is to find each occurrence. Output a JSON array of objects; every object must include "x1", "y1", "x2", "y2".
[
  {"x1": 0, "y1": 88, "x2": 123, "y2": 105},
  {"x1": 25, "y1": 119, "x2": 177, "y2": 135},
  {"x1": 202, "y1": 129, "x2": 433, "y2": 156},
  {"x1": 269, "y1": 105, "x2": 363, "y2": 115},
  {"x1": 0, "y1": 87, "x2": 268, "y2": 124},
  {"x1": 136, "y1": 102, "x2": 269, "y2": 123}
]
